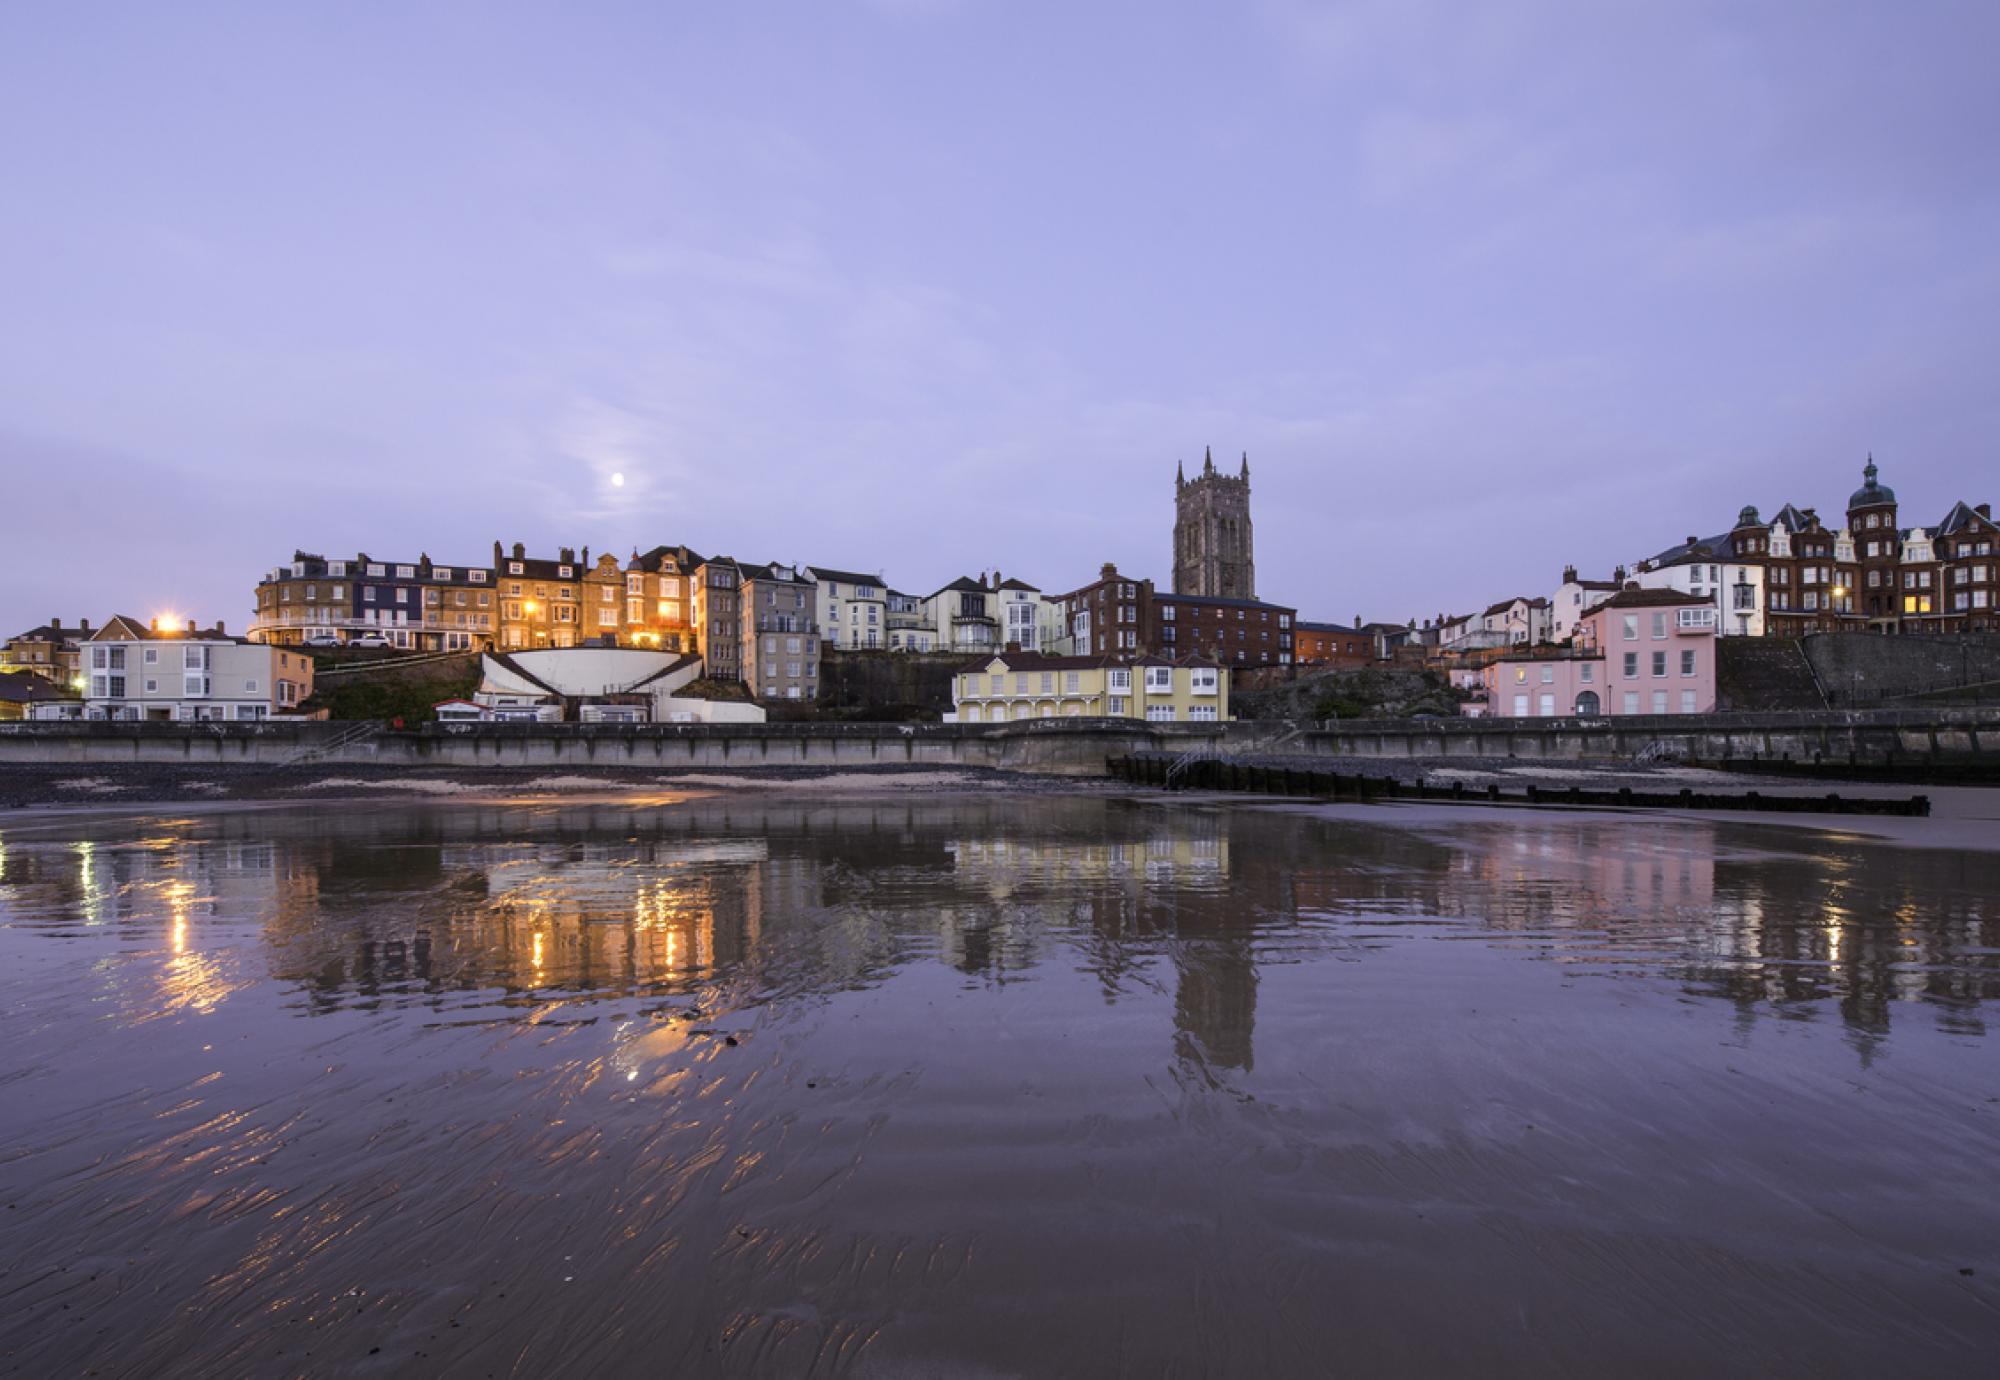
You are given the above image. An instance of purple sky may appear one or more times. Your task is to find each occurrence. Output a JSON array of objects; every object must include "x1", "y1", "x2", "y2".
[{"x1": 4, "y1": 1, "x2": 1997, "y2": 636}]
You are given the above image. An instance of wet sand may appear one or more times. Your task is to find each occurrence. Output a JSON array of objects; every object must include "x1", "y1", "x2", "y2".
[{"x1": 2, "y1": 795, "x2": 1996, "y2": 1376}]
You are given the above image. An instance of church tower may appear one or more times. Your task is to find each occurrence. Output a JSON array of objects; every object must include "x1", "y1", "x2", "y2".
[{"x1": 1173, "y1": 447, "x2": 1255, "y2": 598}]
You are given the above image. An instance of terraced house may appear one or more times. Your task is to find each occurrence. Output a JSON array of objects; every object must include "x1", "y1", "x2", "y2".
[
  {"x1": 739, "y1": 561, "x2": 820, "y2": 700},
  {"x1": 493, "y1": 541, "x2": 584, "y2": 650},
  {"x1": 951, "y1": 652, "x2": 1230, "y2": 723},
  {"x1": 251, "y1": 551, "x2": 493, "y2": 650},
  {"x1": 810, "y1": 567, "x2": 887, "y2": 651},
  {"x1": 1631, "y1": 458, "x2": 1998, "y2": 637},
  {"x1": 1057, "y1": 562, "x2": 1295, "y2": 667},
  {"x1": 1, "y1": 617, "x2": 90, "y2": 686}
]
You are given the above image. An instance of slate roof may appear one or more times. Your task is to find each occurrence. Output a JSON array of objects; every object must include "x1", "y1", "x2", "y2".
[
  {"x1": 1152, "y1": 592, "x2": 1295, "y2": 612},
  {"x1": 1583, "y1": 588, "x2": 1712, "y2": 616},
  {"x1": 1936, "y1": 500, "x2": 1993, "y2": 536},
  {"x1": 0, "y1": 672, "x2": 77, "y2": 704},
  {"x1": 807, "y1": 566, "x2": 884, "y2": 588}
]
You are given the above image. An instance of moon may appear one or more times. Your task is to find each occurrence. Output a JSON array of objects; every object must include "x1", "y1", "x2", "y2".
[{"x1": 610, "y1": 471, "x2": 626, "y2": 488}]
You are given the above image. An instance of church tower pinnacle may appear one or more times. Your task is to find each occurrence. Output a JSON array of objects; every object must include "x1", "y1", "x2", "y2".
[{"x1": 1172, "y1": 447, "x2": 1256, "y2": 599}]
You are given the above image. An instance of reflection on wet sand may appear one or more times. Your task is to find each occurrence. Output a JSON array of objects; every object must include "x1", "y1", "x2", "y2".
[{"x1": 1, "y1": 797, "x2": 1997, "y2": 1377}]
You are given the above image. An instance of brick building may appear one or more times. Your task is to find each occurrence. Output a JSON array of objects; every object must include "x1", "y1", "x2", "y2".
[
  {"x1": 1057, "y1": 562, "x2": 1294, "y2": 668},
  {"x1": 1294, "y1": 621, "x2": 1375, "y2": 668},
  {"x1": 1634, "y1": 458, "x2": 1998, "y2": 638}
]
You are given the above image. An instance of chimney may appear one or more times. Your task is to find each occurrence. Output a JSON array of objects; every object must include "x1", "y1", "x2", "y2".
[
  {"x1": 1100, "y1": 562, "x2": 1118, "y2": 580},
  {"x1": 49, "y1": 616, "x2": 60, "y2": 630},
  {"x1": 1613, "y1": 564, "x2": 1627, "y2": 582},
  {"x1": 1686, "y1": 535, "x2": 1698, "y2": 548},
  {"x1": 79, "y1": 618, "x2": 90, "y2": 633},
  {"x1": 582, "y1": 546, "x2": 591, "y2": 567},
  {"x1": 512, "y1": 542, "x2": 526, "y2": 560},
  {"x1": 493, "y1": 540, "x2": 503, "y2": 563},
  {"x1": 150, "y1": 618, "x2": 158, "y2": 632},
  {"x1": 1980, "y1": 503, "x2": 1992, "y2": 520},
  {"x1": 1562, "y1": 564, "x2": 1577, "y2": 585},
  {"x1": 559, "y1": 546, "x2": 575, "y2": 564},
  {"x1": 214, "y1": 620, "x2": 225, "y2": 634},
  {"x1": 1354, "y1": 614, "x2": 1363, "y2": 629}
]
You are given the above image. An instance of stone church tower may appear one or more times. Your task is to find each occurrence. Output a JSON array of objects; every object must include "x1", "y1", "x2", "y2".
[{"x1": 1173, "y1": 447, "x2": 1255, "y2": 598}]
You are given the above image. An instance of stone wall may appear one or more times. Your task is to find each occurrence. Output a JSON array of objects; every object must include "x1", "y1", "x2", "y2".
[
  {"x1": 816, "y1": 649, "x2": 980, "y2": 718},
  {"x1": 1801, "y1": 634, "x2": 2000, "y2": 707}
]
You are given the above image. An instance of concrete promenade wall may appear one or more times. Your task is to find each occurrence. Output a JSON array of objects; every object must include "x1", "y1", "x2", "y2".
[
  {"x1": 1304, "y1": 707, "x2": 2000, "y2": 763},
  {"x1": 3, "y1": 708, "x2": 1998, "y2": 773},
  {"x1": 0, "y1": 719, "x2": 1237, "y2": 776}
]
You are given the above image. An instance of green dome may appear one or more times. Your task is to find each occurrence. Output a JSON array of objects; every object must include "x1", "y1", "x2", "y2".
[{"x1": 1850, "y1": 457, "x2": 1896, "y2": 509}]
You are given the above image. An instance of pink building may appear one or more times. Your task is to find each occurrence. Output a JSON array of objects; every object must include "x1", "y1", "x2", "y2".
[{"x1": 1477, "y1": 587, "x2": 1717, "y2": 718}]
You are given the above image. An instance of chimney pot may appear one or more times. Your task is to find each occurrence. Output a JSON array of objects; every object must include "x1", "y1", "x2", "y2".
[
  {"x1": 513, "y1": 542, "x2": 526, "y2": 560},
  {"x1": 1562, "y1": 564, "x2": 1577, "y2": 585},
  {"x1": 1100, "y1": 562, "x2": 1118, "y2": 580}
]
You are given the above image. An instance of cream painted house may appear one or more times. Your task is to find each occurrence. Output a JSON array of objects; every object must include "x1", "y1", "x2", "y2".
[
  {"x1": 83, "y1": 617, "x2": 313, "y2": 720},
  {"x1": 950, "y1": 653, "x2": 1229, "y2": 723},
  {"x1": 809, "y1": 566, "x2": 889, "y2": 652}
]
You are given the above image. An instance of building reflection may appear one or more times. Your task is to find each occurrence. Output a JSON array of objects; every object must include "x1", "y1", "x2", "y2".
[{"x1": 0, "y1": 799, "x2": 1994, "y2": 1059}]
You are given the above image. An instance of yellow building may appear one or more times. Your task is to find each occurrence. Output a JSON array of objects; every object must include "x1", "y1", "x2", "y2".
[
  {"x1": 952, "y1": 653, "x2": 1229, "y2": 724},
  {"x1": 493, "y1": 541, "x2": 585, "y2": 650}
]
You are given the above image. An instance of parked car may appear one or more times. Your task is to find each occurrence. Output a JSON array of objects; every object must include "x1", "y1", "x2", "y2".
[
  {"x1": 302, "y1": 635, "x2": 342, "y2": 647},
  {"x1": 349, "y1": 635, "x2": 392, "y2": 649}
]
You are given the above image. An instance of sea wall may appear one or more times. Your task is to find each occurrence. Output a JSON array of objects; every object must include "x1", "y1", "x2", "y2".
[{"x1": 3, "y1": 707, "x2": 1998, "y2": 774}]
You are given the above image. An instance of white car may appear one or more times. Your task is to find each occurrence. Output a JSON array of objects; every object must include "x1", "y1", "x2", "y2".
[
  {"x1": 349, "y1": 635, "x2": 392, "y2": 649},
  {"x1": 302, "y1": 635, "x2": 342, "y2": 648}
]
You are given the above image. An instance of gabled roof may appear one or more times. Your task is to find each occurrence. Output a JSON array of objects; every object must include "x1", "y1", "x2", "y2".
[
  {"x1": 1771, "y1": 503, "x2": 1813, "y2": 533},
  {"x1": 1295, "y1": 620, "x2": 1368, "y2": 634},
  {"x1": 995, "y1": 577, "x2": 1041, "y2": 592},
  {"x1": 1936, "y1": 500, "x2": 1994, "y2": 536},
  {"x1": 87, "y1": 616, "x2": 243, "y2": 643},
  {"x1": 738, "y1": 560, "x2": 809, "y2": 584},
  {"x1": 630, "y1": 544, "x2": 703, "y2": 573},
  {"x1": 932, "y1": 576, "x2": 991, "y2": 597},
  {"x1": 1481, "y1": 596, "x2": 1548, "y2": 617}
]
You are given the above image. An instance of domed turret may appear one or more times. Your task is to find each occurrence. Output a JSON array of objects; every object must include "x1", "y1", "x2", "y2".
[
  {"x1": 1849, "y1": 456, "x2": 1896, "y2": 509},
  {"x1": 1734, "y1": 504, "x2": 1762, "y2": 529}
]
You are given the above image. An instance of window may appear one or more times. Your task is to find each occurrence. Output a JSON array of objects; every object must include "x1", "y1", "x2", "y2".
[
  {"x1": 1145, "y1": 705, "x2": 1176, "y2": 722},
  {"x1": 1579, "y1": 663, "x2": 1594, "y2": 683},
  {"x1": 1512, "y1": 694, "x2": 1529, "y2": 716},
  {"x1": 1064, "y1": 672, "x2": 1080, "y2": 693},
  {"x1": 1623, "y1": 652, "x2": 1638, "y2": 678},
  {"x1": 1190, "y1": 668, "x2": 1218, "y2": 695},
  {"x1": 1622, "y1": 615, "x2": 1638, "y2": 640},
  {"x1": 1681, "y1": 689, "x2": 1697, "y2": 713},
  {"x1": 1045, "y1": 672, "x2": 1060, "y2": 693},
  {"x1": 1681, "y1": 650, "x2": 1696, "y2": 676},
  {"x1": 1539, "y1": 664, "x2": 1553, "y2": 683},
  {"x1": 1538, "y1": 693, "x2": 1555, "y2": 717},
  {"x1": 1651, "y1": 612, "x2": 1667, "y2": 638},
  {"x1": 1144, "y1": 666, "x2": 1174, "y2": 692},
  {"x1": 1651, "y1": 690, "x2": 1669, "y2": 714}
]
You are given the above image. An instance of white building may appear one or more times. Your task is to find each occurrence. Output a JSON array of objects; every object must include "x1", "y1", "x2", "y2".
[
  {"x1": 473, "y1": 648, "x2": 764, "y2": 723},
  {"x1": 82, "y1": 615, "x2": 314, "y2": 721},
  {"x1": 1630, "y1": 528, "x2": 1767, "y2": 637},
  {"x1": 1548, "y1": 567, "x2": 1625, "y2": 643},
  {"x1": 885, "y1": 590, "x2": 936, "y2": 652},
  {"x1": 809, "y1": 567, "x2": 888, "y2": 652}
]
